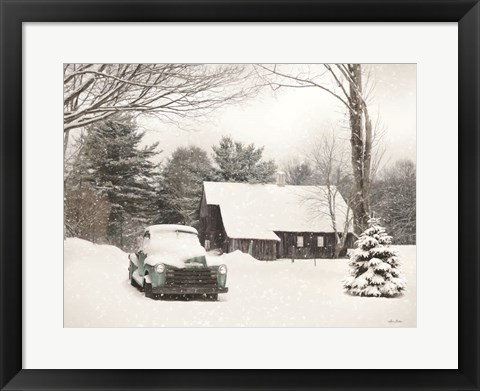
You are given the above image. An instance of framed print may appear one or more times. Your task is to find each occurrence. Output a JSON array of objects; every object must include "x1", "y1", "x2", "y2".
[{"x1": 1, "y1": 0, "x2": 479, "y2": 390}]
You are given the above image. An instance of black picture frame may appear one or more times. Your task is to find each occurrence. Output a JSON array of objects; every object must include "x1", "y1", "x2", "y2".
[{"x1": 1, "y1": 1, "x2": 479, "y2": 390}]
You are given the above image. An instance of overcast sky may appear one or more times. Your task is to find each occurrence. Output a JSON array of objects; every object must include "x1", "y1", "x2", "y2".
[{"x1": 139, "y1": 64, "x2": 416, "y2": 169}]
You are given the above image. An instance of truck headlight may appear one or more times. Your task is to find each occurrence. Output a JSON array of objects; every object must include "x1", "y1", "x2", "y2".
[
  {"x1": 218, "y1": 265, "x2": 227, "y2": 275},
  {"x1": 155, "y1": 263, "x2": 165, "y2": 273}
]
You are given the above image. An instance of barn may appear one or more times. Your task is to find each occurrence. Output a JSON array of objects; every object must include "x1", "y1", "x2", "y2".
[{"x1": 199, "y1": 178, "x2": 355, "y2": 261}]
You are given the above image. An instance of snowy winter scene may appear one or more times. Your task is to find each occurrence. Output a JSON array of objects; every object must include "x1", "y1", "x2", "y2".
[{"x1": 64, "y1": 64, "x2": 416, "y2": 327}]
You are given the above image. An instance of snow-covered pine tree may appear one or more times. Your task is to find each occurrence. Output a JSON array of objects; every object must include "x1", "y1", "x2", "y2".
[
  {"x1": 343, "y1": 218, "x2": 406, "y2": 297},
  {"x1": 73, "y1": 117, "x2": 159, "y2": 248},
  {"x1": 212, "y1": 136, "x2": 277, "y2": 183},
  {"x1": 156, "y1": 146, "x2": 213, "y2": 228}
]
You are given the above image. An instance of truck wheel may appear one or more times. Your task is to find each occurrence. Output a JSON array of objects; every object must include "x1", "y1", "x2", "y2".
[
  {"x1": 207, "y1": 294, "x2": 218, "y2": 301},
  {"x1": 144, "y1": 281, "x2": 153, "y2": 298}
]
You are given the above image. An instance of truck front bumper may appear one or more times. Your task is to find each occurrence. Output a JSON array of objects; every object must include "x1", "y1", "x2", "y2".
[{"x1": 152, "y1": 286, "x2": 228, "y2": 295}]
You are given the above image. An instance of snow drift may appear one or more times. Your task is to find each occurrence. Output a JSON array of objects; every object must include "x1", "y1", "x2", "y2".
[{"x1": 64, "y1": 238, "x2": 416, "y2": 327}]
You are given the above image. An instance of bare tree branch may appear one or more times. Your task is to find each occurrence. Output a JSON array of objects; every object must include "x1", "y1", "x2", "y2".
[
  {"x1": 255, "y1": 63, "x2": 378, "y2": 233},
  {"x1": 254, "y1": 64, "x2": 353, "y2": 111},
  {"x1": 302, "y1": 129, "x2": 353, "y2": 257},
  {"x1": 64, "y1": 64, "x2": 257, "y2": 132}
]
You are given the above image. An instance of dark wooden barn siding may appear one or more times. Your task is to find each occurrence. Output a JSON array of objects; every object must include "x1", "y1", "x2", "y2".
[
  {"x1": 226, "y1": 238, "x2": 278, "y2": 261},
  {"x1": 275, "y1": 232, "x2": 355, "y2": 259},
  {"x1": 199, "y1": 192, "x2": 227, "y2": 249}
]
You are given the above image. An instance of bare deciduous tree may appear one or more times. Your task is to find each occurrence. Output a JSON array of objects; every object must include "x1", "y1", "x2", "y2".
[
  {"x1": 64, "y1": 187, "x2": 111, "y2": 243},
  {"x1": 305, "y1": 130, "x2": 352, "y2": 258},
  {"x1": 64, "y1": 64, "x2": 255, "y2": 152},
  {"x1": 373, "y1": 159, "x2": 416, "y2": 244},
  {"x1": 255, "y1": 64, "x2": 377, "y2": 234}
]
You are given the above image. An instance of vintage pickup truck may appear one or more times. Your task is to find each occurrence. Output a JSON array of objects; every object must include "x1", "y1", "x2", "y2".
[{"x1": 128, "y1": 224, "x2": 228, "y2": 300}]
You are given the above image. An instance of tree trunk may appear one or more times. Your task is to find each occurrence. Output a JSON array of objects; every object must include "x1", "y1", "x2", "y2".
[
  {"x1": 334, "y1": 240, "x2": 343, "y2": 259},
  {"x1": 334, "y1": 230, "x2": 350, "y2": 258},
  {"x1": 348, "y1": 64, "x2": 371, "y2": 234}
]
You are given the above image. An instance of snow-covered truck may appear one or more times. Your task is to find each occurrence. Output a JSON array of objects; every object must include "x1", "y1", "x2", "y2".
[{"x1": 128, "y1": 225, "x2": 228, "y2": 300}]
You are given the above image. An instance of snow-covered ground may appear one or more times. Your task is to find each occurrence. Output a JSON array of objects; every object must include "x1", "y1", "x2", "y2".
[{"x1": 64, "y1": 238, "x2": 416, "y2": 327}]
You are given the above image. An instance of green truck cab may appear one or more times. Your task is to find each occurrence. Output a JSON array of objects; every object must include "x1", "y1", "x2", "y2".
[{"x1": 128, "y1": 225, "x2": 228, "y2": 300}]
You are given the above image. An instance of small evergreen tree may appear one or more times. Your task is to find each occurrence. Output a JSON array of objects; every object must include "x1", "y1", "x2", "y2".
[
  {"x1": 212, "y1": 136, "x2": 276, "y2": 183},
  {"x1": 343, "y1": 218, "x2": 406, "y2": 297}
]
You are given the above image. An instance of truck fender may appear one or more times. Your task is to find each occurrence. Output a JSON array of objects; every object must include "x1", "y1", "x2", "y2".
[
  {"x1": 144, "y1": 274, "x2": 152, "y2": 284},
  {"x1": 128, "y1": 253, "x2": 139, "y2": 267}
]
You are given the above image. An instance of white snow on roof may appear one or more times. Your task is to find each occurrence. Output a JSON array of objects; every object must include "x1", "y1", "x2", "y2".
[
  {"x1": 146, "y1": 224, "x2": 198, "y2": 235},
  {"x1": 203, "y1": 181, "x2": 353, "y2": 241}
]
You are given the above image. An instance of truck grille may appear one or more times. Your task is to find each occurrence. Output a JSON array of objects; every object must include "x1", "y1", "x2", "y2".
[{"x1": 165, "y1": 268, "x2": 218, "y2": 288}]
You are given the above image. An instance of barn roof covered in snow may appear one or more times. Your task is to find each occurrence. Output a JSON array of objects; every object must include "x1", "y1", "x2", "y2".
[{"x1": 203, "y1": 181, "x2": 353, "y2": 241}]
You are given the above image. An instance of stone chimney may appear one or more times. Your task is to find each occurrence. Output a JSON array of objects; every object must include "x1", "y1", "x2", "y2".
[{"x1": 276, "y1": 171, "x2": 286, "y2": 187}]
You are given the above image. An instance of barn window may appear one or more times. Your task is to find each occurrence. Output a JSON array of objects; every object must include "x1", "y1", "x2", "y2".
[
  {"x1": 297, "y1": 236, "x2": 304, "y2": 247},
  {"x1": 317, "y1": 236, "x2": 325, "y2": 247}
]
